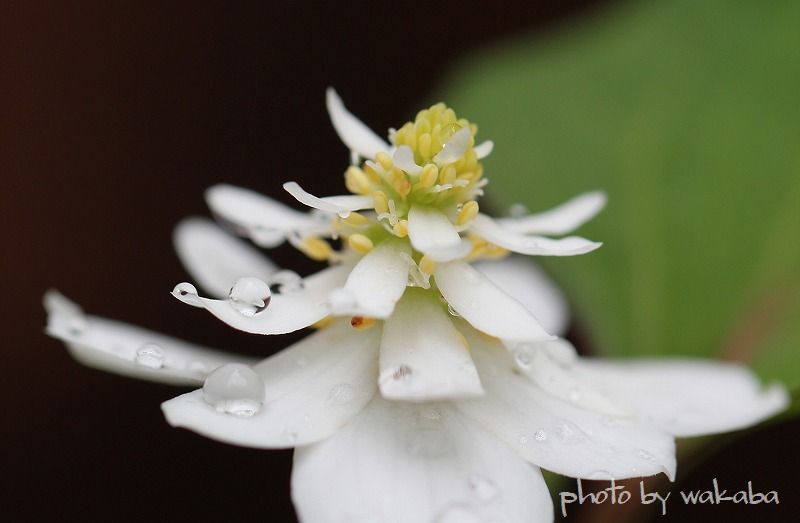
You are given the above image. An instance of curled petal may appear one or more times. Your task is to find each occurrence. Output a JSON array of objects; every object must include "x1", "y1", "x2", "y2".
[
  {"x1": 470, "y1": 214, "x2": 602, "y2": 256},
  {"x1": 435, "y1": 260, "x2": 554, "y2": 343},
  {"x1": 499, "y1": 191, "x2": 607, "y2": 235},
  {"x1": 407, "y1": 206, "x2": 471, "y2": 262},
  {"x1": 392, "y1": 145, "x2": 422, "y2": 175},
  {"x1": 205, "y1": 184, "x2": 328, "y2": 247},
  {"x1": 182, "y1": 264, "x2": 351, "y2": 335},
  {"x1": 292, "y1": 397, "x2": 553, "y2": 523},
  {"x1": 283, "y1": 181, "x2": 373, "y2": 218},
  {"x1": 474, "y1": 256, "x2": 568, "y2": 336},
  {"x1": 326, "y1": 88, "x2": 391, "y2": 160},
  {"x1": 379, "y1": 288, "x2": 484, "y2": 401},
  {"x1": 44, "y1": 291, "x2": 247, "y2": 385},
  {"x1": 328, "y1": 240, "x2": 410, "y2": 319},
  {"x1": 474, "y1": 140, "x2": 494, "y2": 159},
  {"x1": 433, "y1": 127, "x2": 472, "y2": 165},
  {"x1": 162, "y1": 320, "x2": 379, "y2": 448},
  {"x1": 572, "y1": 359, "x2": 789, "y2": 437},
  {"x1": 173, "y1": 218, "x2": 279, "y2": 299},
  {"x1": 456, "y1": 331, "x2": 677, "y2": 481}
]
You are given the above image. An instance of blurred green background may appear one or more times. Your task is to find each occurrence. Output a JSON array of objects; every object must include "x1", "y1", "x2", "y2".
[{"x1": 441, "y1": 0, "x2": 800, "y2": 394}]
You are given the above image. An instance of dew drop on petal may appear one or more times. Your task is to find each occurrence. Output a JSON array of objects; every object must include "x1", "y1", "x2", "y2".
[
  {"x1": 468, "y1": 474, "x2": 499, "y2": 502},
  {"x1": 534, "y1": 429, "x2": 548, "y2": 442},
  {"x1": 447, "y1": 303, "x2": 460, "y2": 317},
  {"x1": 268, "y1": 270, "x2": 305, "y2": 294},
  {"x1": 134, "y1": 342, "x2": 165, "y2": 369},
  {"x1": 228, "y1": 277, "x2": 271, "y2": 317},
  {"x1": 202, "y1": 363, "x2": 265, "y2": 417},
  {"x1": 513, "y1": 346, "x2": 532, "y2": 370},
  {"x1": 172, "y1": 282, "x2": 202, "y2": 306},
  {"x1": 327, "y1": 383, "x2": 355, "y2": 405}
]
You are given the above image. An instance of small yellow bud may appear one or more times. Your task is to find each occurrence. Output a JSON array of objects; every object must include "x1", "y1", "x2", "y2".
[
  {"x1": 350, "y1": 316, "x2": 376, "y2": 330},
  {"x1": 344, "y1": 166, "x2": 371, "y2": 195},
  {"x1": 342, "y1": 211, "x2": 368, "y2": 227},
  {"x1": 348, "y1": 234, "x2": 374, "y2": 254},
  {"x1": 363, "y1": 162, "x2": 382, "y2": 183},
  {"x1": 373, "y1": 191, "x2": 389, "y2": 214},
  {"x1": 456, "y1": 201, "x2": 479, "y2": 226},
  {"x1": 418, "y1": 133, "x2": 432, "y2": 159},
  {"x1": 376, "y1": 151, "x2": 393, "y2": 171},
  {"x1": 440, "y1": 165, "x2": 457, "y2": 184},
  {"x1": 390, "y1": 170, "x2": 411, "y2": 197},
  {"x1": 300, "y1": 237, "x2": 334, "y2": 261},
  {"x1": 392, "y1": 220, "x2": 408, "y2": 238},
  {"x1": 418, "y1": 255, "x2": 437, "y2": 275},
  {"x1": 419, "y1": 164, "x2": 438, "y2": 188}
]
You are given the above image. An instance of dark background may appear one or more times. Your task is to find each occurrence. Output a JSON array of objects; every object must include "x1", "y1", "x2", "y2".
[{"x1": 2, "y1": 1, "x2": 795, "y2": 522}]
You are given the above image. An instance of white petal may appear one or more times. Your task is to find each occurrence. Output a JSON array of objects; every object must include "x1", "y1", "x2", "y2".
[
  {"x1": 205, "y1": 184, "x2": 327, "y2": 247},
  {"x1": 499, "y1": 191, "x2": 607, "y2": 235},
  {"x1": 474, "y1": 256, "x2": 569, "y2": 335},
  {"x1": 433, "y1": 127, "x2": 472, "y2": 165},
  {"x1": 435, "y1": 260, "x2": 554, "y2": 342},
  {"x1": 456, "y1": 331, "x2": 676, "y2": 480},
  {"x1": 292, "y1": 397, "x2": 553, "y2": 523},
  {"x1": 407, "y1": 205, "x2": 471, "y2": 262},
  {"x1": 173, "y1": 218, "x2": 278, "y2": 299},
  {"x1": 283, "y1": 181, "x2": 373, "y2": 218},
  {"x1": 392, "y1": 145, "x2": 422, "y2": 175},
  {"x1": 328, "y1": 240, "x2": 410, "y2": 319},
  {"x1": 185, "y1": 263, "x2": 351, "y2": 335},
  {"x1": 44, "y1": 290, "x2": 248, "y2": 385},
  {"x1": 474, "y1": 140, "x2": 494, "y2": 159},
  {"x1": 572, "y1": 359, "x2": 789, "y2": 437},
  {"x1": 162, "y1": 320, "x2": 379, "y2": 448},
  {"x1": 379, "y1": 288, "x2": 484, "y2": 401},
  {"x1": 470, "y1": 214, "x2": 602, "y2": 256},
  {"x1": 326, "y1": 88, "x2": 391, "y2": 160}
]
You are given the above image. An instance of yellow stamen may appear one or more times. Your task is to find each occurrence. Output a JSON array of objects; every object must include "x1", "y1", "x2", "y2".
[
  {"x1": 392, "y1": 219, "x2": 408, "y2": 238},
  {"x1": 390, "y1": 169, "x2": 411, "y2": 196},
  {"x1": 456, "y1": 201, "x2": 479, "y2": 226},
  {"x1": 300, "y1": 237, "x2": 334, "y2": 261},
  {"x1": 344, "y1": 166, "x2": 372, "y2": 195},
  {"x1": 419, "y1": 164, "x2": 438, "y2": 188},
  {"x1": 342, "y1": 211, "x2": 368, "y2": 227},
  {"x1": 373, "y1": 191, "x2": 389, "y2": 214},
  {"x1": 348, "y1": 234, "x2": 374, "y2": 254},
  {"x1": 350, "y1": 316, "x2": 376, "y2": 330},
  {"x1": 418, "y1": 255, "x2": 437, "y2": 275},
  {"x1": 376, "y1": 151, "x2": 393, "y2": 171},
  {"x1": 363, "y1": 162, "x2": 382, "y2": 183},
  {"x1": 418, "y1": 133, "x2": 432, "y2": 159},
  {"x1": 439, "y1": 165, "x2": 457, "y2": 184}
]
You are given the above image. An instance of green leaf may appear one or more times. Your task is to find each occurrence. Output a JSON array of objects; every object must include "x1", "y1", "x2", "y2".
[{"x1": 439, "y1": 0, "x2": 800, "y2": 390}]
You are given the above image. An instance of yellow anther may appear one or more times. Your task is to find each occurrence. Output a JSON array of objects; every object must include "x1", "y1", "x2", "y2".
[
  {"x1": 419, "y1": 164, "x2": 438, "y2": 188},
  {"x1": 311, "y1": 316, "x2": 334, "y2": 329},
  {"x1": 300, "y1": 237, "x2": 334, "y2": 261},
  {"x1": 376, "y1": 151, "x2": 393, "y2": 171},
  {"x1": 342, "y1": 211, "x2": 368, "y2": 227},
  {"x1": 418, "y1": 255, "x2": 437, "y2": 275},
  {"x1": 457, "y1": 201, "x2": 479, "y2": 226},
  {"x1": 363, "y1": 162, "x2": 382, "y2": 183},
  {"x1": 390, "y1": 169, "x2": 411, "y2": 197},
  {"x1": 350, "y1": 316, "x2": 377, "y2": 330},
  {"x1": 344, "y1": 166, "x2": 372, "y2": 195},
  {"x1": 418, "y1": 133, "x2": 432, "y2": 159},
  {"x1": 373, "y1": 191, "x2": 389, "y2": 214},
  {"x1": 348, "y1": 234, "x2": 374, "y2": 254},
  {"x1": 440, "y1": 165, "x2": 457, "y2": 184},
  {"x1": 392, "y1": 219, "x2": 408, "y2": 238}
]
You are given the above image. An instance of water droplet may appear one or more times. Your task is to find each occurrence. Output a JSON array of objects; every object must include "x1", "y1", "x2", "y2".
[
  {"x1": 202, "y1": 363, "x2": 265, "y2": 417},
  {"x1": 172, "y1": 282, "x2": 202, "y2": 306},
  {"x1": 468, "y1": 474, "x2": 498, "y2": 502},
  {"x1": 518, "y1": 434, "x2": 529, "y2": 445},
  {"x1": 635, "y1": 449, "x2": 655, "y2": 461},
  {"x1": 446, "y1": 304, "x2": 460, "y2": 317},
  {"x1": 534, "y1": 429, "x2": 548, "y2": 442},
  {"x1": 435, "y1": 503, "x2": 482, "y2": 523},
  {"x1": 268, "y1": 270, "x2": 305, "y2": 294},
  {"x1": 135, "y1": 342, "x2": 165, "y2": 369},
  {"x1": 327, "y1": 383, "x2": 355, "y2": 405},
  {"x1": 568, "y1": 387, "x2": 581, "y2": 402},
  {"x1": 513, "y1": 346, "x2": 532, "y2": 370},
  {"x1": 228, "y1": 277, "x2": 271, "y2": 317}
]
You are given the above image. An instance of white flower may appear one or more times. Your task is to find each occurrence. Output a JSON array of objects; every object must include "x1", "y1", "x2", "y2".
[{"x1": 45, "y1": 89, "x2": 788, "y2": 523}]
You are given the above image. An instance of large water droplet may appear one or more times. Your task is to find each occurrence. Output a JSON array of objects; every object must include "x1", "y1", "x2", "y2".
[
  {"x1": 468, "y1": 474, "x2": 499, "y2": 502},
  {"x1": 327, "y1": 383, "x2": 355, "y2": 405},
  {"x1": 435, "y1": 503, "x2": 482, "y2": 523},
  {"x1": 534, "y1": 429, "x2": 548, "y2": 442},
  {"x1": 135, "y1": 342, "x2": 165, "y2": 369},
  {"x1": 268, "y1": 270, "x2": 304, "y2": 294},
  {"x1": 202, "y1": 363, "x2": 265, "y2": 417},
  {"x1": 228, "y1": 277, "x2": 271, "y2": 317}
]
